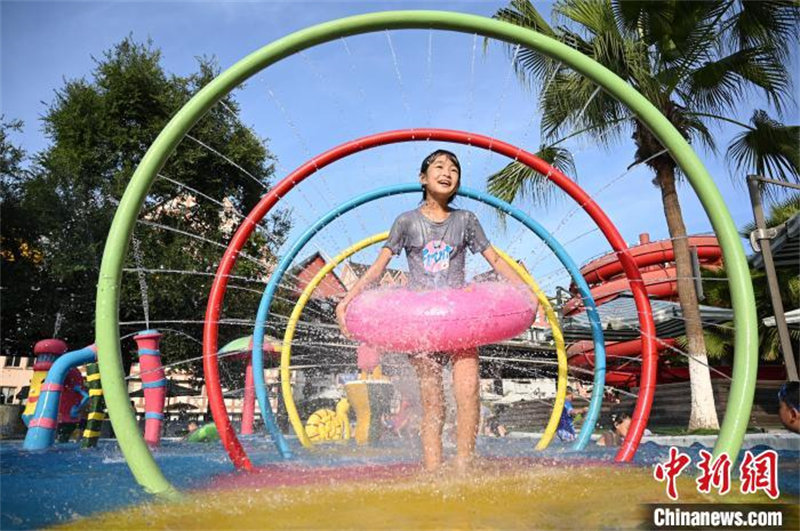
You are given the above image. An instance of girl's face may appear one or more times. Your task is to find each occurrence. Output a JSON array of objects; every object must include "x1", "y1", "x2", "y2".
[{"x1": 420, "y1": 154, "x2": 460, "y2": 201}]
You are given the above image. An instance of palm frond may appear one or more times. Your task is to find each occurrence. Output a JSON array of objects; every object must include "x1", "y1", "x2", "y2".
[
  {"x1": 492, "y1": 0, "x2": 560, "y2": 91},
  {"x1": 740, "y1": 193, "x2": 800, "y2": 237},
  {"x1": 682, "y1": 113, "x2": 717, "y2": 154},
  {"x1": 486, "y1": 146, "x2": 576, "y2": 209},
  {"x1": 726, "y1": 110, "x2": 799, "y2": 184},
  {"x1": 726, "y1": 0, "x2": 800, "y2": 61},
  {"x1": 682, "y1": 48, "x2": 790, "y2": 116},
  {"x1": 555, "y1": 0, "x2": 620, "y2": 39},
  {"x1": 539, "y1": 69, "x2": 628, "y2": 144},
  {"x1": 675, "y1": 324, "x2": 735, "y2": 361}
]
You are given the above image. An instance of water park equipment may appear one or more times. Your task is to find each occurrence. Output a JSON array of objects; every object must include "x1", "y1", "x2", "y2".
[
  {"x1": 304, "y1": 398, "x2": 352, "y2": 443},
  {"x1": 345, "y1": 281, "x2": 537, "y2": 353},
  {"x1": 333, "y1": 346, "x2": 388, "y2": 445},
  {"x1": 563, "y1": 234, "x2": 722, "y2": 315},
  {"x1": 565, "y1": 234, "x2": 724, "y2": 386},
  {"x1": 344, "y1": 378, "x2": 393, "y2": 445},
  {"x1": 217, "y1": 335, "x2": 281, "y2": 435},
  {"x1": 133, "y1": 330, "x2": 166, "y2": 446},
  {"x1": 283, "y1": 230, "x2": 570, "y2": 451},
  {"x1": 23, "y1": 344, "x2": 95, "y2": 450},
  {"x1": 21, "y1": 339, "x2": 69, "y2": 426},
  {"x1": 185, "y1": 422, "x2": 220, "y2": 443},
  {"x1": 80, "y1": 362, "x2": 107, "y2": 448},
  {"x1": 248, "y1": 182, "x2": 610, "y2": 456},
  {"x1": 94, "y1": 11, "x2": 756, "y2": 497}
]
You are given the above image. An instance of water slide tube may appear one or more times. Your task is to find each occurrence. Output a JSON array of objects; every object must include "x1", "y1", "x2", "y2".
[{"x1": 563, "y1": 235, "x2": 722, "y2": 315}]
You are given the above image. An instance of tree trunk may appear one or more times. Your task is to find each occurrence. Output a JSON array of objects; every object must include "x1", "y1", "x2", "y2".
[{"x1": 656, "y1": 165, "x2": 720, "y2": 430}]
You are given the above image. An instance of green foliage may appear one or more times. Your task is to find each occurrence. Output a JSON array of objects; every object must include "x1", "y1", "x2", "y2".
[
  {"x1": 727, "y1": 110, "x2": 800, "y2": 186},
  {"x1": 491, "y1": 2, "x2": 798, "y2": 420},
  {"x1": 486, "y1": 145, "x2": 576, "y2": 214},
  {"x1": 679, "y1": 193, "x2": 800, "y2": 362},
  {"x1": 491, "y1": 0, "x2": 799, "y2": 177},
  {"x1": 740, "y1": 193, "x2": 800, "y2": 236},
  {"x1": 1, "y1": 38, "x2": 291, "y2": 375}
]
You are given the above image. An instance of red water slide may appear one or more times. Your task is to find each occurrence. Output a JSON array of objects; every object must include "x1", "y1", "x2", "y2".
[{"x1": 566, "y1": 234, "x2": 722, "y2": 386}]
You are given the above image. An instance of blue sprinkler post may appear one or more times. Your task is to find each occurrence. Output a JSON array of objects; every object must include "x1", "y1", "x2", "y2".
[{"x1": 23, "y1": 345, "x2": 97, "y2": 450}]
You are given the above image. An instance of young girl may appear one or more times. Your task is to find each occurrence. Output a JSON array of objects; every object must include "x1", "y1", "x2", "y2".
[{"x1": 336, "y1": 149, "x2": 526, "y2": 471}]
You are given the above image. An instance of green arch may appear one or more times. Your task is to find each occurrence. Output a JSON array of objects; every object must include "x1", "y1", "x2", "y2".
[{"x1": 96, "y1": 10, "x2": 757, "y2": 496}]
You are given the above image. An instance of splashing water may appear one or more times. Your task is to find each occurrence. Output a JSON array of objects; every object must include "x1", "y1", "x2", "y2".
[
  {"x1": 130, "y1": 235, "x2": 150, "y2": 329},
  {"x1": 52, "y1": 310, "x2": 63, "y2": 338}
]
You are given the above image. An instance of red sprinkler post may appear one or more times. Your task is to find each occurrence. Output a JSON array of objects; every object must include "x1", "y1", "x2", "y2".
[
  {"x1": 134, "y1": 330, "x2": 166, "y2": 446},
  {"x1": 240, "y1": 353, "x2": 256, "y2": 435}
]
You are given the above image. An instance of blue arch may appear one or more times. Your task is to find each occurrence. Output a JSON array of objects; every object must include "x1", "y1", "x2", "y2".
[{"x1": 252, "y1": 184, "x2": 606, "y2": 455}]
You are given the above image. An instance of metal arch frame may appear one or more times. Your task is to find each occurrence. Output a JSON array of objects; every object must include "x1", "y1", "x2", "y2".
[
  {"x1": 95, "y1": 12, "x2": 757, "y2": 496},
  {"x1": 220, "y1": 131, "x2": 644, "y2": 470},
  {"x1": 278, "y1": 233, "x2": 569, "y2": 451},
  {"x1": 255, "y1": 188, "x2": 586, "y2": 453}
]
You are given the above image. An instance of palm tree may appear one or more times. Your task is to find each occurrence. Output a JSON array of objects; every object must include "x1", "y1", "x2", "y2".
[{"x1": 489, "y1": 0, "x2": 799, "y2": 429}]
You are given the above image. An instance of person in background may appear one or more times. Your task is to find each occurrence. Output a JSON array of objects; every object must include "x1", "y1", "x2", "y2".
[
  {"x1": 778, "y1": 381, "x2": 799, "y2": 434},
  {"x1": 556, "y1": 386, "x2": 588, "y2": 442},
  {"x1": 597, "y1": 411, "x2": 631, "y2": 446}
]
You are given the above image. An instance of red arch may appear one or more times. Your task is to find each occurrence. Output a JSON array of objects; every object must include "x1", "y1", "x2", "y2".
[{"x1": 202, "y1": 129, "x2": 657, "y2": 468}]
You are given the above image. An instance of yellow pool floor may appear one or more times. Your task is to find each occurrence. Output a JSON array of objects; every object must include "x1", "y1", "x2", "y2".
[{"x1": 55, "y1": 458, "x2": 793, "y2": 530}]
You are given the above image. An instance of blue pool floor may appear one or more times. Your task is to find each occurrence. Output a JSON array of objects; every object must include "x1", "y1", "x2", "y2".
[{"x1": 2, "y1": 434, "x2": 798, "y2": 530}]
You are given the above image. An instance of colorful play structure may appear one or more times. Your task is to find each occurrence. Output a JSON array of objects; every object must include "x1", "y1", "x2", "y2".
[
  {"x1": 15, "y1": 11, "x2": 754, "y2": 500},
  {"x1": 22, "y1": 340, "x2": 94, "y2": 450}
]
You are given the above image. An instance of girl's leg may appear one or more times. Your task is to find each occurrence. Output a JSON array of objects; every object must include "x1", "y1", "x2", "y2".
[
  {"x1": 451, "y1": 349, "x2": 480, "y2": 468},
  {"x1": 410, "y1": 355, "x2": 445, "y2": 471}
]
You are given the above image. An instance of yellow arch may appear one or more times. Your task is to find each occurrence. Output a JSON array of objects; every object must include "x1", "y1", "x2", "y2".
[
  {"x1": 280, "y1": 233, "x2": 567, "y2": 449},
  {"x1": 492, "y1": 248, "x2": 567, "y2": 450}
]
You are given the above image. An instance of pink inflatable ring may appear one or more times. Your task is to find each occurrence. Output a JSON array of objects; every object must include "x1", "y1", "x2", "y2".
[{"x1": 345, "y1": 281, "x2": 536, "y2": 353}]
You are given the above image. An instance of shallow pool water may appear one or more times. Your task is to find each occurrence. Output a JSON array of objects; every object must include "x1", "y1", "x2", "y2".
[{"x1": 2, "y1": 435, "x2": 797, "y2": 530}]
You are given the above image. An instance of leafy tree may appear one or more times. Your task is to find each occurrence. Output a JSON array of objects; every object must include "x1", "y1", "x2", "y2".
[
  {"x1": 1, "y1": 117, "x2": 59, "y2": 352},
  {"x1": 1, "y1": 39, "x2": 291, "y2": 378},
  {"x1": 489, "y1": 0, "x2": 798, "y2": 429}
]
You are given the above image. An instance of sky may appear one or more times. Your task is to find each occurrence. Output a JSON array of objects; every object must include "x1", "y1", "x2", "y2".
[{"x1": 3, "y1": 0, "x2": 799, "y2": 300}]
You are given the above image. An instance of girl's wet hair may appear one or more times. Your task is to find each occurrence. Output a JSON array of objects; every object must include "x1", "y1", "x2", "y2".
[{"x1": 420, "y1": 149, "x2": 461, "y2": 204}]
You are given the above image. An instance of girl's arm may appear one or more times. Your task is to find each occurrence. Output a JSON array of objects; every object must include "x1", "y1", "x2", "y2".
[
  {"x1": 336, "y1": 247, "x2": 394, "y2": 336},
  {"x1": 480, "y1": 246, "x2": 526, "y2": 285}
]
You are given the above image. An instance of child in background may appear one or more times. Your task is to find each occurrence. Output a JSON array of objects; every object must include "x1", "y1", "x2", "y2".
[
  {"x1": 556, "y1": 386, "x2": 588, "y2": 442},
  {"x1": 778, "y1": 381, "x2": 799, "y2": 433},
  {"x1": 336, "y1": 149, "x2": 526, "y2": 471},
  {"x1": 597, "y1": 411, "x2": 631, "y2": 447}
]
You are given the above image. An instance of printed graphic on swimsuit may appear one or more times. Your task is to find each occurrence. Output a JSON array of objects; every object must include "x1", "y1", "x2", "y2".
[{"x1": 422, "y1": 240, "x2": 453, "y2": 273}]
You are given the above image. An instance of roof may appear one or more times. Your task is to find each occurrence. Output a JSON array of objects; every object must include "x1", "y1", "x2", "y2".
[
  {"x1": 763, "y1": 308, "x2": 800, "y2": 328},
  {"x1": 561, "y1": 293, "x2": 734, "y2": 341},
  {"x1": 346, "y1": 260, "x2": 406, "y2": 277},
  {"x1": 749, "y1": 213, "x2": 799, "y2": 269},
  {"x1": 291, "y1": 251, "x2": 348, "y2": 295}
]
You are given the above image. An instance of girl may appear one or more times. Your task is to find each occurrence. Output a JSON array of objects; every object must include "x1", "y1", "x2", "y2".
[{"x1": 336, "y1": 149, "x2": 526, "y2": 471}]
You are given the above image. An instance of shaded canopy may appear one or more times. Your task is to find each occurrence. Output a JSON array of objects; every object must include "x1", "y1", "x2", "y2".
[
  {"x1": 218, "y1": 335, "x2": 281, "y2": 355},
  {"x1": 561, "y1": 293, "x2": 734, "y2": 341}
]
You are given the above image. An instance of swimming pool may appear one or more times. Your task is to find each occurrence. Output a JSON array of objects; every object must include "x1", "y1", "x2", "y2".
[{"x1": 2, "y1": 435, "x2": 797, "y2": 530}]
